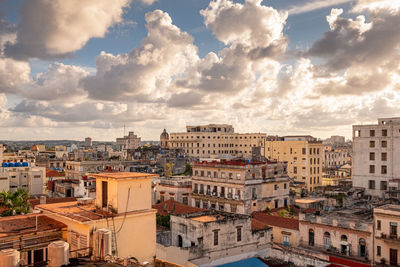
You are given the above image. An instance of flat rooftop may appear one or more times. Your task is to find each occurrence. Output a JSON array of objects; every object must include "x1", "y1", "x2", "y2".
[
  {"x1": 0, "y1": 214, "x2": 66, "y2": 238},
  {"x1": 90, "y1": 172, "x2": 158, "y2": 180},
  {"x1": 191, "y1": 215, "x2": 221, "y2": 223},
  {"x1": 36, "y1": 201, "x2": 112, "y2": 223},
  {"x1": 295, "y1": 198, "x2": 326, "y2": 204},
  {"x1": 375, "y1": 204, "x2": 400, "y2": 213}
]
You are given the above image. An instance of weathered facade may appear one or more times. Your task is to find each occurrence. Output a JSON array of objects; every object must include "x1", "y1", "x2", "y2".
[{"x1": 191, "y1": 159, "x2": 291, "y2": 214}]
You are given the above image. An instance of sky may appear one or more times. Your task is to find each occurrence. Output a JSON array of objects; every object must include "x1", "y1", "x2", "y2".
[{"x1": 0, "y1": 0, "x2": 399, "y2": 141}]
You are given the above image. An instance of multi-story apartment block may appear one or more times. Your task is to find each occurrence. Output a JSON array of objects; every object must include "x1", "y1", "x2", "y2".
[
  {"x1": 0, "y1": 166, "x2": 45, "y2": 195},
  {"x1": 265, "y1": 136, "x2": 323, "y2": 192},
  {"x1": 323, "y1": 146, "x2": 352, "y2": 169},
  {"x1": 167, "y1": 124, "x2": 266, "y2": 158},
  {"x1": 353, "y1": 118, "x2": 400, "y2": 197},
  {"x1": 65, "y1": 160, "x2": 125, "y2": 179},
  {"x1": 374, "y1": 205, "x2": 400, "y2": 266},
  {"x1": 153, "y1": 176, "x2": 191, "y2": 205},
  {"x1": 191, "y1": 159, "x2": 290, "y2": 214}
]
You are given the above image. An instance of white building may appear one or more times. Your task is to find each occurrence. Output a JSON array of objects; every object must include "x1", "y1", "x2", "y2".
[
  {"x1": 0, "y1": 166, "x2": 45, "y2": 195},
  {"x1": 353, "y1": 118, "x2": 400, "y2": 197}
]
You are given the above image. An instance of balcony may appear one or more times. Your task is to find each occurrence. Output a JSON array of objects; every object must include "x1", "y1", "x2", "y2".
[
  {"x1": 220, "y1": 193, "x2": 225, "y2": 198},
  {"x1": 227, "y1": 193, "x2": 233, "y2": 199},
  {"x1": 193, "y1": 189, "x2": 198, "y2": 194},
  {"x1": 377, "y1": 233, "x2": 400, "y2": 243},
  {"x1": 252, "y1": 194, "x2": 257, "y2": 200}
]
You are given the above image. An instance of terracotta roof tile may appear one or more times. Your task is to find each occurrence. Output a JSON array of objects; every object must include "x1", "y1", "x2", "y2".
[
  {"x1": 46, "y1": 169, "x2": 65, "y2": 177},
  {"x1": 153, "y1": 199, "x2": 206, "y2": 216},
  {"x1": 90, "y1": 172, "x2": 158, "y2": 180},
  {"x1": 252, "y1": 211, "x2": 299, "y2": 231},
  {"x1": 252, "y1": 218, "x2": 268, "y2": 231}
]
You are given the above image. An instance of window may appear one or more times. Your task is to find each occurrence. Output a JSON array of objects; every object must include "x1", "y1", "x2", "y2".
[
  {"x1": 283, "y1": 235, "x2": 290, "y2": 246},
  {"x1": 341, "y1": 235, "x2": 348, "y2": 242},
  {"x1": 381, "y1": 181, "x2": 388, "y2": 190},
  {"x1": 382, "y1": 152, "x2": 387, "y2": 161},
  {"x1": 382, "y1": 129, "x2": 387, "y2": 136},
  {"x1": 324, "y1": 232, "x2": 331, "y2": 250},
  {"x1": 377, "y1": 220, "x2": 381, "y2": 230},
  {"x1": 382, "y1": 140, "x2": 387, "y2": 148},
  {"x1": 370, "y1": 152, "x2": 375, "y2": 160},
  {"x1": 302, "y1": 148, "x2": 306, "y2": 155},
  {"x1": 369, "y1": 141, "x2": 375, "y2": 148},
  {"x1": 390, "y1": 222, "x2": 397, "y2": 236},
  {"x1": 293, "y1": 167, "x2": 297, "y2": 174},
  {"x1": 369, "y1": 165, "x2": 375, "y2": 174},
  {"x1": 309, "y1": 229, "x2": 314, "y2": 246},
  {"x1": 359, "y1": 238, "x2": 366, "y2": 257},
  {"x1": 284, "y1": 183, "x2": 287, "y2": 189},
  {"x1": 382, "y1": 165, "x2": 387, "y2": 174},
  {"x1": 377, "y1": 245, "x2": 381, "y2": 256},
  {"x1": 274, "y1": 184, "x2": 278, "y2": 190},
  {"x1": 237, "y1": 227, "x2": 242, "y2": 242},
  {"x1": 370, "y1": 130, "x2": 375, "y2": 137},
  {"x1": 213, "y1": 230, "x2": 219, "y2": 246},
  {"x1": 369, "y1": 180, "x2": 375, "y2": 189}
]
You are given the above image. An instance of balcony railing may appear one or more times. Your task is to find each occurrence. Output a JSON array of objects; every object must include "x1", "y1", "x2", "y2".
[{"x1": 377, "y1": 233, "x2": 400, "y2": 242}]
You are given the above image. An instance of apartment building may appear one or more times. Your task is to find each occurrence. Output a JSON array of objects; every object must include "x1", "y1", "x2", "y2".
[
  {"x1": 191, "y1": 159, "x2": 290, "y2": 215},
  {"x1": 374, "y1": 205, "x2": 400, "y2": 266},
  {"x1": 353, "y1": 118, "x2": 400, "y2": 197},
  {"x1": 265, "y1": 136, "x2": 323, "y2": 192},
  {"x1": 167, "y1": 124, "x2": 266, "y2": 158},
  {"x1": 65, "y1": 160, "x2": 124, "y2": 179},
  {"x1": 158, "y1": 210, "x2": 271, "y2": 266},
  {"x1": 323, "y1": 146, "x2": 352, "y2": 169},
  {"x1": 0, "y1": 166, "x2": 45, "y2": 195},
  {"x1": 153, "y1": 176, "x2": 191, "y2": 205}
]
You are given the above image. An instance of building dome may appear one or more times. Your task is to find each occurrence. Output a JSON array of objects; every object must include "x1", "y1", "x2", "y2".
[{"x1": 160, "y1": 129, "x2": 169, "y2": 139}]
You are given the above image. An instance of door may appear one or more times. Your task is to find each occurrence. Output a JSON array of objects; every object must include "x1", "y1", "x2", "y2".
[
  {"x1": 390, "y1": 248, "x2": 398, "y2": 266},
  {"x1": 33, "y1": 249, "x2": 44, "y2": 264},
  {"x1": 102, "y1": 181, "x2": 108, "y2": 208}
]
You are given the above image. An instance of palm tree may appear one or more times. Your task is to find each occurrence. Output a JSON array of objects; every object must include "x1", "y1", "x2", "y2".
[{"x1": 0, "y1": 189, "x2": 31, "y2": 216}]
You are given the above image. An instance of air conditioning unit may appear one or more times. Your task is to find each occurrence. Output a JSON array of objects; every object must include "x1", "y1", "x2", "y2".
[{"x1": 93, "y1": 229, "x2": 112, "y2": 260}]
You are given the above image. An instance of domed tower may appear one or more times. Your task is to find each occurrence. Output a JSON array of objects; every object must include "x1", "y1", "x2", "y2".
[{"x1": 160, "y1": 129, "x2": 169, "y2": 149}]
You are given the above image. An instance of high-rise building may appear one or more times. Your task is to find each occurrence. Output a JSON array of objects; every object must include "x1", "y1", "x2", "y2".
[
  {"x1": 84, "y1": 137, "x2": 92, "y2": 147},
  {"x1": 264, "y1": 136, "x2": 323, "y2": 192},
  {"x1": 353, "y1": 118, "x2": 400, "y2": 197},
  {"x1": 168, "y1": 124, "x2": 266, "y2": 158}
]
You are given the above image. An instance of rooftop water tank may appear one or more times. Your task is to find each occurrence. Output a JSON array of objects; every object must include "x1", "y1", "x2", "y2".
[
  {"x1": 0, "y1": 248, "x2": 20, "y2": 267},
  {"x1": 22, "y1": 162, "x2": 29, "y2": 167},
  {"x1": 93, "y1": 228, "x2": 112, "y2": 260},
  {"x1": 8, "y1": 163, "x2": 14, "y2": 167},
  {"x1": 15, "y1": 163, "x2": 21, "y2": 167},
  {"x1": 1, "y1": 163, "x2": 8, "y2": 167},
  {"x1": 47, "y1": 241, "x2": 69, "y2": 267}
]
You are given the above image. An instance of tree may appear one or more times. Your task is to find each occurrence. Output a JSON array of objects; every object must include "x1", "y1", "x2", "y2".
[
  {"x1": 184, "y1": 163, "x2": 192, "y2": 176},
  {"x1": 0, "y1": 189, "x2": 31, "y2": 216}
]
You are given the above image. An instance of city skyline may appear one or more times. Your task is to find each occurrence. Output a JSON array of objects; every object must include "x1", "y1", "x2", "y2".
[{"x1": 0, "y1": 0, "x2": 399, "y2": 140}]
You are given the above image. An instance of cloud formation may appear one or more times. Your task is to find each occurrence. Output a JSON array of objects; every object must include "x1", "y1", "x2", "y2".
[{"x1": 4, "y1": 0, "x2": 131, "y2": 60}]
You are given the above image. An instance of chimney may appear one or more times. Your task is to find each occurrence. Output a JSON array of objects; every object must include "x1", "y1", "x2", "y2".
[{"x1": 40, "y1": 196, "x2": 46, "y2": 205}]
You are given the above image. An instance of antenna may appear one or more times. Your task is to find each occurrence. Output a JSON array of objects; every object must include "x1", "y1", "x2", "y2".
[{"x1": 123, "y1": 124, "x2": 126, "y2": 137}]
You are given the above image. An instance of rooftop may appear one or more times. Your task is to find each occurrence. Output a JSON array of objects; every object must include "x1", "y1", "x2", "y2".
[
  {"x1": 0, "y1": 214, "x2": 66, "y2": 238},
  {"x1": 191, "y1": 215, "x2": 220, "y2": 222},
  {"x1": 89, "y1": 172, "x2": 158, "y2": 180},
  {"x1": 152, "y1": 199, "x2": 206, "y2": 216},
  {"x1": 29, "y1": 197, "x2": 77, "y2": 208},
  {"x1": 36, "y1": 201, "x2": 113, "y2": 223},
  {"x1": 46, "y1": 169, "x2": 65, "y2": 177},
  {"x1": 252, "y1": 211, "x2": 299, "y2": 231},
  {"x1": 295, "y1": 197, "x2": 326, "y2": 204},
  {"x1": 375, "y1": 204, "x2": 400, "y2": 213}
]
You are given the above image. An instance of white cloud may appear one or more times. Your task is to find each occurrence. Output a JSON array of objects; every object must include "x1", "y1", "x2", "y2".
[
  {"x1": 287, "y1": 0, "x2": 355, "y2": 15},
  {"x1": 4, "y1": 0, "x2": 131, "y2": 60}
]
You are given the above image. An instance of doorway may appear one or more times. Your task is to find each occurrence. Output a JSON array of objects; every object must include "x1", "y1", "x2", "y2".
[{"x1": 390, "y1": 248, "x2": 397, "y2": 266}]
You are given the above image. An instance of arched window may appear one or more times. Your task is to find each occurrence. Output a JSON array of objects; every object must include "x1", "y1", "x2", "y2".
[
  {"x1": 359, "y1": 238, "x2": 367, "y2": 257},
  {"x1": 341, "y1": 235, "x2": 348, "y2": 242},
  {"x1": 309, "y1": 229, "x2": 315, "y2": 246},
  {"x1": 324, "y1": 232, "x2": 331, "y2": 250}
]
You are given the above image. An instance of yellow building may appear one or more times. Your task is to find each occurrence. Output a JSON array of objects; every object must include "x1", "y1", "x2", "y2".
[
  {"x1": 265, "y1": 136, "x2": 323, "y2": 192},
  {"x1": 168, "y1": 124, "x2": 266, "y2": 159},
  {"x1": 36, "y1": 172, "x2": 158, "y2": 265},
  {"x1": 374, "y1": 205, "x2": 400, "y2": 266}
]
